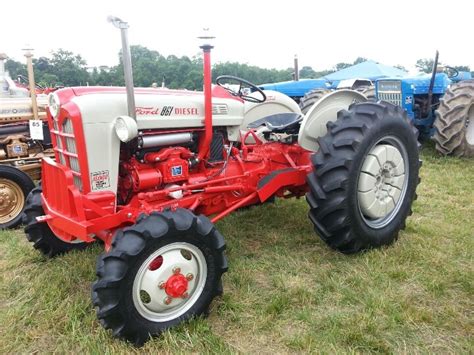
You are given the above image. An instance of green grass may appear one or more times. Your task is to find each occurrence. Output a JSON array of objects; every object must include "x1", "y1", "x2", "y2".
[{"x1": 1, "y1": 144, "x2": 473, "y2": 353}]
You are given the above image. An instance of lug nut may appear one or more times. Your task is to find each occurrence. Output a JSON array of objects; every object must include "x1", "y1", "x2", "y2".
[
  {"x1": 186, "y1": 273, "x2": 194, "y2": 281},
  {"x1": 164, "y1": 297, "x2": 172, "y2": 305},
  {"x1": 181, "y1": 292, "x2": 189, "y2": 299},
  {"x1": 173, "y1": 267, "x2": 181, "y2": 274},
  {"x1": 158, "y1": 282, "x2": 166, "y2": 289}
]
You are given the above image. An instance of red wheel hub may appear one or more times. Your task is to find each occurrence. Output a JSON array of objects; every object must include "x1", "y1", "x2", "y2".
[{"x1": 165, "y1": 273, "x2": 188, "y2": 298}]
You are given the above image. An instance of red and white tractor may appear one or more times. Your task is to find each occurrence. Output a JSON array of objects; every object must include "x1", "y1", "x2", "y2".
[{"x1": 23, "y1": 18, "x2": 420, "y2": 345}]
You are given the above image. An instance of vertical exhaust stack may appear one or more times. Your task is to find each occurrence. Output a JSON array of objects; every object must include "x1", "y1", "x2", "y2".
[
  {"x1": 427, "y1": 50, "x2": 439, "y2": 114},
  {"x1": 23, "y1": 48, "x2": 39, "y2": 120},
  {"x1": 196, "y1": 29, "x2": 215, "y2": 162},
  {"x1": 294, "y1": 55, "x2": 299, "y2": 81},
  {"x1": 108, "y1": 16, "x2": 136, "y2": 120}
]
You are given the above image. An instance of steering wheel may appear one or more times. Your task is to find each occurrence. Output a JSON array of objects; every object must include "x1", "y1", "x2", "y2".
[
  {"x1": 216, "y1": 75, "x2": 266, "y2": 103},
  {"x1": 445, "y1": 66, "x2": 459, "y2": 79}
]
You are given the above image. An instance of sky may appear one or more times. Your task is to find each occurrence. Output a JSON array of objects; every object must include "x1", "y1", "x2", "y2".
[{"x1": 2, "y1": 0, "x2": 474, "y2": 74}]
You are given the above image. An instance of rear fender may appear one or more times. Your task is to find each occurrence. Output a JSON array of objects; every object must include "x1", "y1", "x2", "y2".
[
  {"x1": 298, "y1": 90, "x2": 367, "y2": 151},
  {"x1": 227, "y1": 90, "x2": 301, "y2": 141}
]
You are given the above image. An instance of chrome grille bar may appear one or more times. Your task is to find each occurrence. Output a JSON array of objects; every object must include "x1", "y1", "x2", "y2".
[
  {"x1": 51, "y1": 117, "x2": 82, "y2": 191},
  {"x1": 378, "y1": 92, "x2": 402, "y2": 107}
]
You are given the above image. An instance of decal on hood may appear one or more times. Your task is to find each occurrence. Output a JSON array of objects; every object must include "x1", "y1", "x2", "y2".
[{"x1": 136, "y1": 106, "x2": 199, "y2": 116}]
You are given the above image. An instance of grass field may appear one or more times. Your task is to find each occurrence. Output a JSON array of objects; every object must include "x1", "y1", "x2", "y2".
[{"x1": 1, "y1": 144, "x2": 473, "y2": 353}]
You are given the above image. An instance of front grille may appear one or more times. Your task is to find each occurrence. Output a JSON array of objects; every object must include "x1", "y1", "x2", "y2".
[
  {"x1": 51, "y1": 117, "x2": 83, "y2": 191},
  {"x1": 378, "y1": 92, "x2": 402, "y2": 107}
]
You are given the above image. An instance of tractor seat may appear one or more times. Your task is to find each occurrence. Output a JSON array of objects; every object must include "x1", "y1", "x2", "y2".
[{"x1": 247, "y1": 113, "x2": 303, "y2": 133}]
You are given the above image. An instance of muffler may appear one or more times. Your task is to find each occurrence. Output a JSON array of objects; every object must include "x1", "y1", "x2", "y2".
[{"x1": 138, "y1": 133, "x2": 194, "y2": 149}]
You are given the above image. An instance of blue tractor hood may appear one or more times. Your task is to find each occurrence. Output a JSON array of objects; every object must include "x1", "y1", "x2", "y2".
[
  {"x1": 258, "y1": 79, "x2": 331, "y2": 97},
  {"x1": 259, "y1": 61, "x2": 407, "y2": 97},
  {"x1": 379, "y1": 73, "x2": 452, "y2": 95}
]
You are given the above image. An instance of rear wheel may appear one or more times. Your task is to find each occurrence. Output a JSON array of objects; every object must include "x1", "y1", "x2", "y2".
[
  {"x1": 92, "y1": 209, "x2": 227, "y2": 345},
  {"x1": 0, "y1": 166, "x2": 34, "y2": 229},
  {"x1": 433, "y1": 80, "x2": 474, "y2": 157},
  {"x1": 23, "y1": 186, "x2": 88, "y2": 257},
  {"x1": 306, "y1": 101, "x2": 421, "y2": 254},
  {"x1": 299, "y1": 89, "x2": 332, "y2": 114}
]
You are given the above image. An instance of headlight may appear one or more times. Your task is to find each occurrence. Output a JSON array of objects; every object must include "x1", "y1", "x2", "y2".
[
  {"x1": 48, "y1": 93, "x2": 60, "y2": 118},
  {"x1": 114, "y1": 116, "x2": 138, "y2": 142}
]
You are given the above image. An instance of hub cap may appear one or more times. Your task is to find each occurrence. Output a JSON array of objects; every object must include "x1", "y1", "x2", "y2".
[
  {"x1": 357, "y1": 136, "x2": 409, "y2": 229},
  {"x1": 132, "y1": 242, "x2": 207, "y2": 322},
  {"x1": 0, "y1": 179, "x2": 24, "y2": 224}
]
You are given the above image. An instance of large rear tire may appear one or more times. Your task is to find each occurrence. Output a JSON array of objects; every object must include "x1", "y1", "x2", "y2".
[
  {"x1": 433, "y1": 80, "x2": 474, "y2": 157},
  {"x1": 299, "y1": 89, "x2": 332, "y2": 114},
  {"x1": 23, "y1": 186, "x2": 88, "y2": 257},
  {"x1": 306, "y1": 101, "x2": 421, "y2": 254},
  {"x1": 92, "y1": 209, "x2": 227, "y2": 345},
  {"x1": 0, "y1": 166, "x2": 34, "y2": 229}
]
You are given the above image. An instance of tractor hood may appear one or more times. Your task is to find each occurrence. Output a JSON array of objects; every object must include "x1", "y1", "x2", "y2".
[
  {"x1": 259, "y1": 79, "x2": 332, "y2": 97},
  {"x1": 377, "y1": 73, "x2": 452, "y2": 95},
  {"x1": 65, "y1": 86, "x2": 245, "y2": 129},
  {"x1": 50, "y1": 86, "x2": 300, "y2": 195}
]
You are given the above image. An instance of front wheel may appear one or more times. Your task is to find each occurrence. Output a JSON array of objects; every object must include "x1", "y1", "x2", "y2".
[
  {"x1": 92, "y1": 209, "x2": 228, "y2": 345},
  {"x1": 0, "y1": 166, "x2": 35, "y2": 229},
  {"x1": 23, "y1": 186, "x2": 88, "y2": 257},
  {"x1": 306, "y1": 101, "x2": 421, "y2": 254}
]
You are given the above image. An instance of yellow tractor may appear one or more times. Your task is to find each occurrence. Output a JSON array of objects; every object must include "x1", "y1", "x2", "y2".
[{"x1": 0, "y1": 51, "x2": 53, "y2": 228}]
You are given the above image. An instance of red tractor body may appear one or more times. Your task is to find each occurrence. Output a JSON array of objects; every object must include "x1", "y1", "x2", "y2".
[
  {"x1": 23, "y1": 19, "x2": 420, "y2": 345},
  {"x1": 40, "y1": 85, "x2": 312, "y2": 248}
]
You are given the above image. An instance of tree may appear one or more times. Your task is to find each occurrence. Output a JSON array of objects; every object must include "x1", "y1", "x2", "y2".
[
  {"x1": 453, "y1": 65, "x2": 470, "y2": 72},
  {"x1": 415, "y1": 58, "x2": 434, "y2": 73},
  {"x1": 37, "y1": 73, "x2": 59, "y2": 87},
  {"x1": 89, "y1": 67, "x2": 117, "y2": 86},
  {"x1": 4, "y1": 59, "x2": 26, "y2": 78},
  {"x1": 394, "y1": 64, "x2": 408, "y2": 72},
  {"x1": 333, "y1": 57, "x2": 369, "y2": 72},
  {"x1": 34, "y1": 57, "x2": 50, "y2": 71},
  {"x1": 314, "y1": 69, "x2": 335, "y2": 78},
  {"x1": 334, "y1": 62, "x2": 352, "y2": 71},
  {"x1": 299, "y1": 66, "x2": 318, "y2": 79},
  {"x1": 45, "y1": 49, "x2": 89, "y2": 86},
  {"x1": 353, "y1": 57, "x2": 368, "y2": 65},
  {"x1": 212, "y1": 62, "x2": 292, "y2": 85}
]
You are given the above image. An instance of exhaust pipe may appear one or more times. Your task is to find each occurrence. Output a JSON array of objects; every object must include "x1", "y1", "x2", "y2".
[
  {"x1": 23, "y1": 48, "x2": 39, "y2": 120},
  {"x1": 294, "y1": 55, "x2": 299, "y2": 81},
  {"x1": 138, "y1": 133, "x2": 194, "y2": 149},
  {"x1": 108, "y1": 16, "x2": 136, "y2": 120},
  {"x1": 427, "y1": 50, "x2": 439, "y2": 113}
]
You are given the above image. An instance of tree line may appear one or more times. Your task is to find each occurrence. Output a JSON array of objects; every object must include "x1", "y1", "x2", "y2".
[{"x1": 5, "y1": 46, "x2": 472, "y2": 90}]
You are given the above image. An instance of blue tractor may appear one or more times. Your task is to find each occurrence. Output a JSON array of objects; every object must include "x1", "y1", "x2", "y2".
[
  {"x1": 375, "y1": 52, "x2": 474, "y2": 157},
  {"x1": 259, "y1": 60, "x2": 407, "y2": 113}
]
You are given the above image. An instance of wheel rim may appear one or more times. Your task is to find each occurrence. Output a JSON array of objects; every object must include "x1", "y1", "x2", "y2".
[
  {"x1": 132, "y1": 242, "x2": 207, "y2": 322},
  {"x1": 0, "y1": 178, "x2": 25, "y2": 224},
  {"x1": 466, "y1": 104, "x2": 474, "y2": 145},
  {"x1": 357, "y1": 136, "x2": 409, "y2": 229}
]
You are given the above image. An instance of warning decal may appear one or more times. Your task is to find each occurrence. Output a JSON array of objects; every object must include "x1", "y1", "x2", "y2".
[{"x1": 91, "y1": 170, "x2": 111, "y2": 191}]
